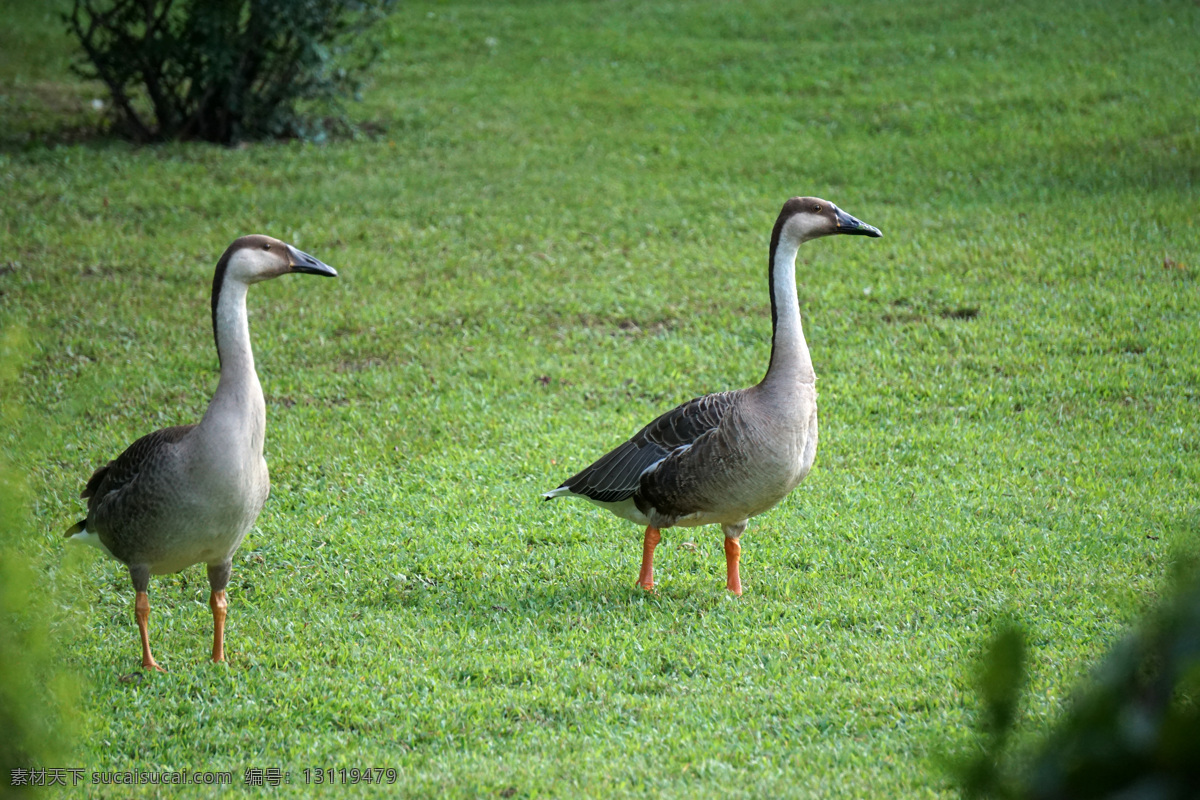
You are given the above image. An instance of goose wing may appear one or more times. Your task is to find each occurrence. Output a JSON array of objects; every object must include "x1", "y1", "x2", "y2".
[
  {"x1": 78, "y1": 425, "x2": 195, "y2": 514},
  {"x1": 551, "y1": 391, "x2": 739, "y2": 503}
]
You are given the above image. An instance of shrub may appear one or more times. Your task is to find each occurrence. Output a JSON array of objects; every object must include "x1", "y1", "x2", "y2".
[
  {"x1": 1, "y1": 329, "x2": 77, "y2": 791},
  {"x1": 957, "y1": 574, "x2": 1200, "y2": 799},
  {"x1": 66, "y1": 0, "x2": 398, "y2": 144}
]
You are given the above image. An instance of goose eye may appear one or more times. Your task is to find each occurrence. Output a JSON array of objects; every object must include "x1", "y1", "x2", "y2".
[
  {"x1": 812, "y1": 204, "x2": 822, "y2": 213},
  {"x1": 262, "y1": 243, "x2": 271, "y2": 250}
]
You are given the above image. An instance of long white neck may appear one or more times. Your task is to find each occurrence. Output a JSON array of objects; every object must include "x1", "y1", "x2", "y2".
[
  {"x1": 199, "y1": 278, "x2": 265, "y2": 453},
  {"x1": 759, "y1": 235, "x2": 815, "y2": 390}
]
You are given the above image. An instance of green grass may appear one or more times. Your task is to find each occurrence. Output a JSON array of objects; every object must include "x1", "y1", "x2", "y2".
[{"x1": 2, "y1": 0, "x2": 1199, "y2": 796}]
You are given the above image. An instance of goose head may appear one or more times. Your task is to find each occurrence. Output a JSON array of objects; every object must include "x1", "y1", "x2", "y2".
[
  {"x1": 217, "y1": 234, "x2": 338, "y2": 285},
  {"x1": 775, "y1": 196, "x2": 882, "y2": 244}
]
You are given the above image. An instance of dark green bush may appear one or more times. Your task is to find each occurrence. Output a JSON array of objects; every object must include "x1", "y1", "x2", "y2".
[
  {"x1": 66, "y1": 0, "x2": 397, "y2": 144},
  {"x1": 958, "y1": 572, "x2": 1200, "y2": 799},
  {"x1": 1, "y1": 330, "x2": 77, "y2": 797}
]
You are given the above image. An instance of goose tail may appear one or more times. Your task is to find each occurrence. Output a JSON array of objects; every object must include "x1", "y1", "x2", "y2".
[{"x1": 64, "y1": 523, "x2": 116, "y2": 558}]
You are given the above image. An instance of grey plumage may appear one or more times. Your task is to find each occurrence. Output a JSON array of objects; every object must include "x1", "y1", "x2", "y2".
[
  {"x1": 554, "y1": 391, "x2": 739, "y2": 516},
  {"x1": 68, "y1": 425, "x2": 194, "y2": 551},
  {"x1": 545, "y1": 197, "x2": 882, "y2": 593},
  {"x1": 67, "y1": 234, "x2": 336, "y2": 670}
]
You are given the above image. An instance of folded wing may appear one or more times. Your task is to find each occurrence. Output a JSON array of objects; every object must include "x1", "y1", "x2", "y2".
[{"x1": 552, "y1": 392, "x2": 739, "y2": 504}]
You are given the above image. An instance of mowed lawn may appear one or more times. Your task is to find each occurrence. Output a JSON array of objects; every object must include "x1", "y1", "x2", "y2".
[{"x1": 2, "y1": 0, "x2": 1198, "y2": 796}]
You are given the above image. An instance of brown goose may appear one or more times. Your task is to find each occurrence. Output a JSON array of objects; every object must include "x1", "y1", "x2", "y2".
[
  {"x1": 544, "y1": 197, "x2": 881, "y2": 594},
  {"x1": 66, "y1": 235, "x2": 336, "y2": 670}
]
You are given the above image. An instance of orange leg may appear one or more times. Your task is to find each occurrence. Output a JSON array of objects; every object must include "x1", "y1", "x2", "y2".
[
  {"x1": 209, "y1": 590, "x2": 228, "y2": 663},
  {"x1": 134, "y1": 591, "x2": 165, "y2": 672},
  {"x1": 636, "y1": 526, "x2": 662, "y2": 591},
  {"x1": 724, "y1": 537, "x2": 743, "y2": 596}
]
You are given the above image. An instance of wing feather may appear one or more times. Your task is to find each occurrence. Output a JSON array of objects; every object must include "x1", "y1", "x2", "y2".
[
  {"x1": 81, "y1": 425, "x2": 195, "y2": 512},
  {"x1": 553, "y1": 391, "x2": 739, "y2": 504}
]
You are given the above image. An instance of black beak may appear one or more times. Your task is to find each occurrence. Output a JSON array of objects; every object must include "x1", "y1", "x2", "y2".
[
  {"x1": 287, "y1": 244, "x2": 338, "y2": 277},
  {"x1": 834, "y1": 206, "x2": 883, "y2": 238}
]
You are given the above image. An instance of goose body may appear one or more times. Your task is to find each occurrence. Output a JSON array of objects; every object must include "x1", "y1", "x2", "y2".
[
  {"x1": 67, "y1": 235, "x2": 336, "y2": 670},
  {"x1": 544, "y1": 197, "x2": 881, "y2": 594}
]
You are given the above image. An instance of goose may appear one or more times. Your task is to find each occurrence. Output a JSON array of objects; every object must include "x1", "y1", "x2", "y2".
[
  {"x1": 66, "y1": 235, "x2": 337, "y2": 670},
  {"x1": 544, "y1": 197, "x2": 881, "y2": 595}
]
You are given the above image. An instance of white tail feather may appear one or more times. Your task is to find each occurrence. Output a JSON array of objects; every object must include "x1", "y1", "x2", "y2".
[{"x1": 68, "y1": 528, "x2": 115, "y2": 558}]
